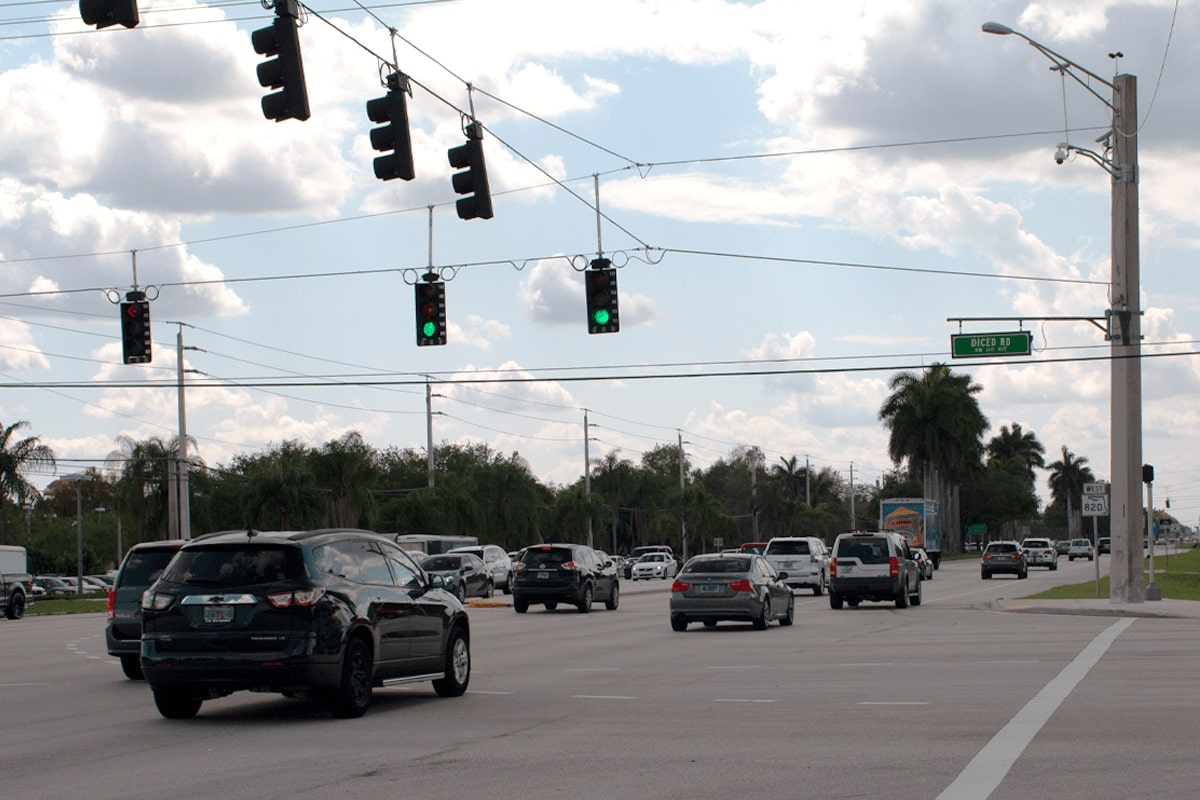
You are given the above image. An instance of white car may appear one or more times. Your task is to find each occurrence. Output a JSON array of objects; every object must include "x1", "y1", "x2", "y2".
[
  {"x1": 448, "y1": 544, "x2": 514, "y2": 594},
  {"x1": 630, "y1": 552, "x2": 678, "y2": 580},
  {"x1": 1067, "y1": 539, "x2": 1094, "y2": 561},
  {"x1": 763, "y1": 536, "x2": 829, "y2": 595}
]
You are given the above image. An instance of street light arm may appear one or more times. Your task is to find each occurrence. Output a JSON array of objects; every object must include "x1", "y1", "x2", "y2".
[
  {"x1": 982, "y1": 21, "x2": 1115, "y2": 105},
  {"x1": 1063, "y1": 144, "x2": 1116, "y2": 176}
]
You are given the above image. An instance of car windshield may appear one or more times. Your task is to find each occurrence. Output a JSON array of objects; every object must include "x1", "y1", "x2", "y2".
[
  {"x1": 520, "y1": 548, "x2": 572, "y2": 568},
  {"x1": 838, "y1": 539, "x2": 888, "y2": 564},
  {"x1": 640, "y1": 554, "x2": 665, "y2": 563},
  {"x1": 162, "y1": 545, "x2": 306, "y2": 587},
  {"x1": 423, "y1": 555, "x2": 463, "y2": 571},
  {"x1": 682, "y1": 557, "x2": 750, "y2": 574},
  {"x1": 766, "y1": 541, "x2": 810, "y2": 555}
]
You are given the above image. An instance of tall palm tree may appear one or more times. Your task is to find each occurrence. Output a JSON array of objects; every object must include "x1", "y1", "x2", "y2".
[
  {"x1": 879, "y1": 363, "x2": 988, "y2": 552},
  {"x1": 986, "y1": 422, "x2": 1046, "y2": 483},
  {"x1": 0, "y1": 420, "x2": 56, "y2": 544},
  {"x1": 1047, "y1": 446, "x2": 1095, "y2": 538}
]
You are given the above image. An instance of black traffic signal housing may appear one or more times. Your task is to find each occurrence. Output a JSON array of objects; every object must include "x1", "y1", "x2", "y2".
[
  {"x1": 120, "y1": 291, "x2": 151, "y2": 364},
  {"x1": 415, "y1": 276, "x2": 447, "y2": 346},
  {"x1": 79, "y1": 0, "x2": 139, "y2": 28},
  {"x1": 447, "y1": 122, "x2": 493, "y2": 220},
  {"x1": 252, "y1": 0, "x2": 310, "y2": 122},
  {"x1": 585, "y1": 259, "x2": 619, "y2": 334},
  {"x1": 366, "y1": 72, "x2": 415, "y2": 181}
]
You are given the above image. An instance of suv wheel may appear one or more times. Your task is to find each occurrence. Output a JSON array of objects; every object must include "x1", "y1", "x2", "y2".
[
  {"x1": 5, "y1": 590, "x2": 25, "y2": 620},
  {"x1": 604, "y1": 582, "x2": 619, "y2": 611},
  {"x1": 813, "y1": 574, "x2": 825, "y2": 596},
  {"x1": 752, "y1": 599, "x2": 771, "y2": 630},
  {"x1": 829, "y1": 592, "x2": 844, "y2": 610},
  {"x1": 513, "y1": 597, "x2": 529, "y2": 614},
  {"x1": 911, "y1": 578, "x2": 922, "y2": 607},
  {"x1": 895, "y1": 582, "x2": 910, "y2": 609},
  {"x1": 577, "y1": 584, "x2": 594, "y2": 614},
  {"x1": 432, "y1": 627, "x2": 471, "y2": 697},
  {"x1": 153, "y1": 688, "x2": 202, "y2": 719},
  {"x1": 329, "y1": 637, "x2": 373, "y2": 719},
  {"x1": 120, "y1": 654, "x2": 144, "y2": 680}
]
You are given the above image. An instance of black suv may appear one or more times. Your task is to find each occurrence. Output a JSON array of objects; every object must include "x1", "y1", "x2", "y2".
[
  {"x1": 510, "y1": 543, "x2": 619, "y2": 614},
  {"x1": 106, "y1": 540, "x2": 185, "y2": 679},
  {"x1": 141, "y1": 529, "x2": 470, "y2": 719}
]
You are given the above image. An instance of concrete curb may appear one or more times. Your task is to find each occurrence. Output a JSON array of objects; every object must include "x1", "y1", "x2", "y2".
[{"x1": 991, "y1": 597, "x2": 1200, "y2": 620}]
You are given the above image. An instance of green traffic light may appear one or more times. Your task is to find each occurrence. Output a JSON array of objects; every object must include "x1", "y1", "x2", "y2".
[
  {"x1": 422, "y1": 321, "x2": 437, "y2": 338},
  {"x1": 593, "y1": 309, "x2": 610, "y2": 326}
]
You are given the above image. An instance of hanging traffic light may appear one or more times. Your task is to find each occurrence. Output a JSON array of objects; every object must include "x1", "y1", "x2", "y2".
[
  {"x1": 366, "y1": 72, "x2": 415, "y2": 181},
  {"x1": 585, "y1": 258, "x2": 619, "y2": 334},
  {"x1": 415, "y1": 277, "x2": 447, "y2": 346},
  {"x1": 79, "y1": 0, "x2": 138, "y2": 28},
  {"x1": 252, "y1": 0, "x2": 310, "y2": 122},
  {"x1": 447, "y1": 122, "x2": 493, "y2": 220},
  {"x1": 120, "y1": 291, "x2": 151, "y2": 364}
]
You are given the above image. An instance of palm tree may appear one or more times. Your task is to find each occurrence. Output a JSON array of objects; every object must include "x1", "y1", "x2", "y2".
[
  {"x1": 0, "y1": 420, "x2": 56, "y2": 544},
  {"x1": 986, "y1": 422, "x2": 1046, "y2": 483},
  {"x1": 1047, "y1": 446, "x2": 1095, "y2": 538},
  {"x1": 879, "y1": 363, "x2": 989, "y2": 552}
]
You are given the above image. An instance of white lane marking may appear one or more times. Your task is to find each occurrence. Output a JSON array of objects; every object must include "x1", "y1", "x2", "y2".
[
  {"x1": 705, "y1": 665, "x2": 763, "y2": 670},
  {"x1": 570, "y1": 694, "x2": 636, "y2": 700},
  {"x1": 713, "y1": 699, "x2": 775, "y2": 704},
  {"x1": 936, "y1": 617, "x2": 1135, "y2": 800},
  {"x1": 858, "y1": 701, "x2": 928, "y2": 705},
  {"x1": 842, "y1": 662, "x2": 895, "y2": 667},
  {"x1": 466, "y1": 690, "x2": 514, "y2": 695},
  {"x1": 564, "y1": 667, "x2": 618, "y2": 672}
]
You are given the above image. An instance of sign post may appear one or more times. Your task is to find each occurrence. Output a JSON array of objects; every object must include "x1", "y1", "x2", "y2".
[{"x1": 1082, "y1": 482, "x2": 1109, "y2": 597}]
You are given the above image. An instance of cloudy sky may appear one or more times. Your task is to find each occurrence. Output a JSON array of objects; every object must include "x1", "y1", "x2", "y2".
[{"x1": 1, "y1": 0, "x2": 1197, "y2": 526}]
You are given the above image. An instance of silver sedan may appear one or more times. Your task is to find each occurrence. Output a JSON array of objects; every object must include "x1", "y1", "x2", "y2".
[{"x1": 669, "y1": 554, "x2": 794, "y2": 630}]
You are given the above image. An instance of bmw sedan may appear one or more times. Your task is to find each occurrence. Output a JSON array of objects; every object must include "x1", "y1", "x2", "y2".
[{"x1": 669, "y1": 553, "x2": 794, "y2": 631}]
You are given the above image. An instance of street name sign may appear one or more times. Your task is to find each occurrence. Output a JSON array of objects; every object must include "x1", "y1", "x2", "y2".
[{"x1": 950, "y1": 331, "x2": 1032, "y2": 358}]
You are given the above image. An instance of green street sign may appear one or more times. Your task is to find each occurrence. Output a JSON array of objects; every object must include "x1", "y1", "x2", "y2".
[{"x1": 951, "y1": 331, "x2": 1032, "y2": 358}]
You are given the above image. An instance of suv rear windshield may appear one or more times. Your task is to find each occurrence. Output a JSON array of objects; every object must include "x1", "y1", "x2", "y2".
[
  {"x1": 162, "y1": 545, "x2": 307, "y2": 587},
  {"x1": 118, "y1": 549, "x2": 179, "y2": 588},
  {"x1": 986, "y1": 543, "x2": 1019, "y2": 554},
  {"x1": 836, "y1": 538, "x2": 889, "y2": 564},
  {"x1": 520, "y1": 547, "x2": 573, "y2": 568},
  {"x1": 1023, "y1": 540, "x2": 1052, "y2": 547},
  {"x1": 766, "y1": 541, "x2": 811, "y2": 556}
]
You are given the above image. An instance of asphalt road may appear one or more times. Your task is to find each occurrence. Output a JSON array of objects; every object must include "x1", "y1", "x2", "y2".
[{"x1": 2, "y1": 555, "x2": 1197, "y2": 800}]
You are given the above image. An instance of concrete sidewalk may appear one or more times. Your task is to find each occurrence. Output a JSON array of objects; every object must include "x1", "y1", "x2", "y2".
[{"x1": 994, "y1": 596, "x2": 1200, "y2": 619}]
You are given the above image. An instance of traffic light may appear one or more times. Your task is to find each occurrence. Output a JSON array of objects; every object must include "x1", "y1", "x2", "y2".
[
  {"x1": 252, "y1": 0, "x2": 310, "y2": 122},
  {"x1": 79, "y1": 0, "x2": 138, "y2": 28},
  {"x1": 414, "y1": 278, "x2": 447, "y2": 346},
  {"x1": 585, "y1": 259, "x2": 619, "y2": 334},
  {"x1": 366, "y1": 73, "x2": 415, "y2": 181},
  {"x1": 447, "y1": 122, "x2": 493, "y2": 220},
  {"x1": 120, "y1": 291, "x2": 151, "y2": 364}
]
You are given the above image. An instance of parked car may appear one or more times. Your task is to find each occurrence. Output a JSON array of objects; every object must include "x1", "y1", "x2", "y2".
[
  {"x1": 631, "y1": 552, "x2": 678, "y2": 580},
  {"x1": 669, "y1": 553, "x2": 794, "y2": 631},
  {"x1": 106, "y1": 540, "x2": 186, "y2": 680},
  {"x1": 510, "y1": 543, "x2": 619, "y2": 614},
  {"x1": 140, "y1": 528, "x2": 471, "y2": 719},
  {"x1": 1068, "y1": 538, "x2": 1094, "y2": 561},
  {"x1": 448, "y1": 544, "x2": 513, "y2": 594},
  {"x1": 981, "y1": 541, "x2": 1028, "y2": 579},
  {"x1": 762, "y1": 536, "x2": 828, "y2": 595},
  {"x1": 420, "y1": 552, "x2": 494, "y2": 600},
  {"x1": 1098, "y1": 537, "x2": 1111, "y2": 554},
  {"x1": 1021, "y1": 538, "x2": 1059, "y2": 570},
  {"x1": 828, "y1": 531, "x2": 922, "y2": 609},
  {"x1": 911, "y1": 546, "x2": 934, "y2": 580},
  {"x1": 33, "y1": 576, "x2": 75, "y2": 596}
]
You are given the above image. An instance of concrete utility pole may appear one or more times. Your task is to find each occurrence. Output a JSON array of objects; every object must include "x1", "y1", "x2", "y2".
[
  {"x1": 678, "y1": 430, "x2": 688, "y2": 561},
  {"x1": 426, "y1": 379, "x2": 435, "y2": 488},
  {"x1": 983, "y1": 22, "x2": 1143, "y2": 602},
  {"x1": 584, "y1": 410, "x2": 593, "y2": 549},
  {"x1": 175, "y1": 328, "x2": 192, "y2": 540}
]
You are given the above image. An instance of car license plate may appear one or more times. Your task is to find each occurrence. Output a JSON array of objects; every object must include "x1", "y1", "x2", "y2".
[
  {"x1": 699, "y1": 583, "x2": 723, "y2": 593},
  {"x1": 537, "y1": 572, "x2": 549, "y2": 579},
  {"x1": 841, "y1": 564, "x2": 854, "y2": 573},
  {"x1": 203, "y1": 605, "x2": 235, "y2": 623}
]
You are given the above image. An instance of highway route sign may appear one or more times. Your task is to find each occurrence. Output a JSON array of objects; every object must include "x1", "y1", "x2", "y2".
[{"x1": 1082, "y1": 495, "x2": 1109, "y2": 517}]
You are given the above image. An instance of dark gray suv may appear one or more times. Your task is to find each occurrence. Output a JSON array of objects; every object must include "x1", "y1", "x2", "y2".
[{"x1": 105, "y1": 540, "x2": 185, "y2": 679}]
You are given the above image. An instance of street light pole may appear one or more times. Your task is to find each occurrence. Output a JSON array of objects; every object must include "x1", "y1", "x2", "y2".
[{"x1": 983, "y1": 22, "x2": 1143, "y2": 603}]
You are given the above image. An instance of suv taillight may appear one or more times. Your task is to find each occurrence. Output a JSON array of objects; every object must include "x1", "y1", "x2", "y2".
[
  {"x1": 829, "y1": 557, "x2": 837, "y2": 577},
  {"x1": 105, "y1": 589, "x2": 115, "y2": 620},
  {"x1": 889, "y1": 556, "x2": 899, "y2": 578}
]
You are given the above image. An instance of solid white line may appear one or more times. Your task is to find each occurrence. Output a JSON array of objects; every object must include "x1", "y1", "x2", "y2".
[
  {"x1": 466, "y1": 690, "x2": 514, "y2": 695},
  {"x1": 842, "y1": 662, "x2": 895, "y2": 667},
  {"x1": 705, "y1": 665, "x2": 763, "y2": 670},
  {"x1": 713, "y1": 699, "x2": 775, "y2": 703},
  {"x1": 564, "y1": 667, "x2": 619, "y2": 672},
  {"x1": 858, "y1": 701, "x2": 928, "y2": 705},
  {"x1": 570, "y1": 694, "x2": 636, "y2": 700},
  {"x1": 936, "y1": 618, "x2": 1134, "y2": 800}
]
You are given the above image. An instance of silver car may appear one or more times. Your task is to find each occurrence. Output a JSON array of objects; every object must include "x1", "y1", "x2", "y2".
[{"x1": 669, "y1": 554, "x2": 794, "y2": 631}]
